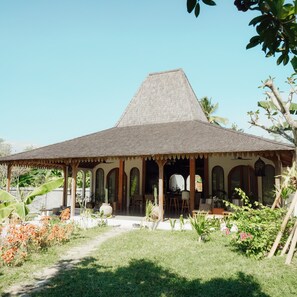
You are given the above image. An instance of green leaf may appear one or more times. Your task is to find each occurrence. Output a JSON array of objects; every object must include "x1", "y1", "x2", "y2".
[
  {"x1": 291, "y1": 56, "x2": 297, "y2": 73},
  {"x1": 280, "y1": 4, "x2": 295, "y2": 19},
  {"x1": 257, "y1": 101, "x2": 277, "y2": 110},
  {"x1": 256, "y1": 19, "x2": 271, "y2": 35},
  {"x1": 14, "y1": 202, "x2": 29, "y2": 220},
  {"x1": 289, "y1": 102, "x2": 297, "y2": 114},
  {"x1": 202, "y1": 0, "x2": 216, "y2": 6},
  {"x1": 283, "y1": 54, "x2": 290, "y2": 65},
  {"x1": 0, "y1": 189, "x2": 16, "y2": 203},
  {"x1": 277, "y1": 54, "x2": 284, "y2": 65},
  {"x1": 0, "y1": 204, "x2": 14, "y2": 220},
  {"x1": 246, "y1": 36, "x2": 261, "y2": 49},
  {"x1": 195, "y1": 3, "x2": 200, "y2": 17},
  {"x1": 25, "y1": 177, "x2": 64, "y2": 205},
  {"x1": 249, "y1": 15, "x2": 267, "y2": 26},
  {"x1": 187, "y1": 0, "x2": 197, "y2": 13}
]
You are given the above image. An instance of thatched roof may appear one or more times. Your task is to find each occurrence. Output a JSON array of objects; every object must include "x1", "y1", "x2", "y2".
[
  {"x1": 0, "y1": 69, "x2": 294, "y2": 168},
  {"x1": 0, "y1": 120, "x2": 293, "y2": 168},
  {"x1": 117, "y1": 69, "x2": 208, "y2": 127}
]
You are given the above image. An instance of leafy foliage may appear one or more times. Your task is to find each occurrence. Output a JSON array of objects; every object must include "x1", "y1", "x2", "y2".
[
  {"x1": 16, "y1": 169, "x2": 62, "y2": 188},
  {"x1": 189, "y1": 213, "x2": 211, "y2": 242},
  {"x1": 231, "y1": 123, "x2": 244, "y2": 132},
  {"x1": 199, "y1": 97, "x2": 228, "y2": 126},
  {"x1": 145, "y1": 200, "x2": 159, "y2": 222},
  {"x1": 187, "y1": 0, "x2": 297, "y2": 70},
  {"x1": 0, "y1": 178, "x2": 64, "y2": 221},
  {"x1": 277, "y1": 162, "x2": 297, "y2": 201},
  {"x1": 248, "y1": 77, "x2": 297, "y2": 146},
  {"x1": 169, "y1": 218, "x2": 176, "y2": 231},
  {"x1": 0, "y1": 139, "x2": 11, "y2": 188},
  {"x1": 225, "y1": 188, "x2": 295, "y2": 259},
  {"x1": 187, "y1": 0, "x2": 216, "y2": 17}
]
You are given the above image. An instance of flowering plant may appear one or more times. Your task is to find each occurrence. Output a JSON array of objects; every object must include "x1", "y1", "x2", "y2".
[
  {"x1": 0, "y1": 218, "x2": 74, "y2": 266},
  {"x1": 224, "y1": 188, "x2": 294, "y2": 259}
]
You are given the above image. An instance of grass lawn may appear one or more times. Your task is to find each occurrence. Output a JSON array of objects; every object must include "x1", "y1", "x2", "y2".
[
  {"x1": 0, "y1": 225, "x2": 110, "y2": 294},
  {"x1": 26, "y1": 229, "x2": 297, "y2": 297}
]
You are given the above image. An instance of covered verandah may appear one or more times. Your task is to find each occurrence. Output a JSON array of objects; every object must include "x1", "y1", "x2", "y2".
[
  {"x1": 3, "y1": 154, "x2": 202, "y2": 220},
  {"x1": 2, "y1": 148, "x2": 291, "y2": 220}
]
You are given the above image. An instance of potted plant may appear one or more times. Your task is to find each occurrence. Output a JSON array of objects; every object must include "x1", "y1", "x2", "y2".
[{"x1": 99, "y1": 188, "x2": 113, "y2": 217}]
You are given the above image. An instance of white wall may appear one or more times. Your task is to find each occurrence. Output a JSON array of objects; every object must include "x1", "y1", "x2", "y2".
[
  {"x1": 92, "y1": 158, "x2": 143, "y2": 208},
  {"x1": 208, "y1": 155, "x2": 275, "y2": 199},
  {"x1": 9, "y1": 187, "x2": 90, "y2": 213}
]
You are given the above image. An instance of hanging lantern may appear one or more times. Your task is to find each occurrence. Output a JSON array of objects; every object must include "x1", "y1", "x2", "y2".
[{"x1": 255, "y1": 158, "x2": 265, "y2": 176}]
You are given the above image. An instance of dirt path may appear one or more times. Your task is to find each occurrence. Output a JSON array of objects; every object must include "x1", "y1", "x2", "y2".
[{"x1": 4, "y1": 227, "x2": 129, "y2": 297}]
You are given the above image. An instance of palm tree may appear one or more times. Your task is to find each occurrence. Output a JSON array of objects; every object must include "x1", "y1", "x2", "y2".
[{"x1": 199, "y1": 97, "x2": 228, "y2": 126}]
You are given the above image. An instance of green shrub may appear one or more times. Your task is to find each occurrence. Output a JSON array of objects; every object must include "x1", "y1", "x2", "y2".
[{"x1": 225, "y1": 188, "x2": 295, "y2": 259}]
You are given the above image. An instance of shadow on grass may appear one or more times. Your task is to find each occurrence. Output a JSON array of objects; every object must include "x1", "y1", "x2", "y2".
[{"x1": 5, "y1": 258, "x2": 270, "y2": 297}]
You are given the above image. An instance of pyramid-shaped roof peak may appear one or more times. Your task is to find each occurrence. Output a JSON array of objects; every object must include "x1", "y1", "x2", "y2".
[{"x1": 116, "y1": 69, "x2": 208, "y2": 127}]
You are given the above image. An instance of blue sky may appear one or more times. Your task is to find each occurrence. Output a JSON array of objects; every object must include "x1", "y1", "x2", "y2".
[{"x1": 0, "y1": 1, "x2": 293, "y2": 153}]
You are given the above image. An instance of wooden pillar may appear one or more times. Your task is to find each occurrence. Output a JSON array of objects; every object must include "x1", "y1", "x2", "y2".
[
  {"x1": 274, "y1": 156, "x2": 282, "y2": 183},
  {"x1": 70, "y1": 162, "x2": 79, "y2": 219},
  {"x1": 274, "y1": 155, "x2": 282, "y2": 206},
  {"x1": 157, "y1": 160, "x2": 166, "y2": 221},
  {"x1": 118, "y1": 159, "x2": 125, "y2": 212},
  {"x1": 257, "y1": 176, "x2": 263, "y2": 204},
  {"x1": 6, "y1": 164, "x2": 12, "y2": 193},
  {"x1": 82, "y1": 170, "x2": 86, "y2": 201},
  {"x1": 204, "y1": 157, "x2": 209, "y2": 199},
  {"x1": 89, "y1": 170, "x2": 93, "y2": 198},
  {"x1": 190, "y1": 158, "x2": 195, "y2": 212},
  {"x1": 142, "y1": 158, "x2": 146, "y2": 195},
  {"x1": 63, "y1": 166, "x2": 68, "y2": 207}
]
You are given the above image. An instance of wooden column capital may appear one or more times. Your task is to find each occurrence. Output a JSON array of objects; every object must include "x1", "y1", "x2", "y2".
[
  {"x1": 156, "y1": 159, "x2": 167, "y2": 168},
  {"x1": 71, "y1": 162, "x2": 79, "y2": 171}
]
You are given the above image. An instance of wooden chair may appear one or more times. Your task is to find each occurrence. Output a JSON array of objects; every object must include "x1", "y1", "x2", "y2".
[
  {"x1": 169, "y1": 194, "x2": 179, "y2": 213},
  {"x1": 181, "y1": 190, "x2": 190, "y2": 212}
]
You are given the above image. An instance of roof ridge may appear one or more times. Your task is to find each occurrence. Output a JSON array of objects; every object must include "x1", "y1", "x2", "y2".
[{"x1": 148, "y1": 68, "x2": 183, "y2": 76}]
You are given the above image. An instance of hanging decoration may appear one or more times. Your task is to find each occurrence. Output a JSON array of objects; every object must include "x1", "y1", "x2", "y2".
[{"x1": 254, "y1": 158, "x2": 265, "y2": 176}]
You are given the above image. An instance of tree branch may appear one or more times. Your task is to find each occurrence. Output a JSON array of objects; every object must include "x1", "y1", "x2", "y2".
[{"x1": 264, "y1": 80, "x2": 297, "y2": 129}]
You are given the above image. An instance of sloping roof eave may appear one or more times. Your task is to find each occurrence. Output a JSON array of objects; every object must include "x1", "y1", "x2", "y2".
[{"x1": 0, "y1": 121, "x2": 294, "y2": 167}]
